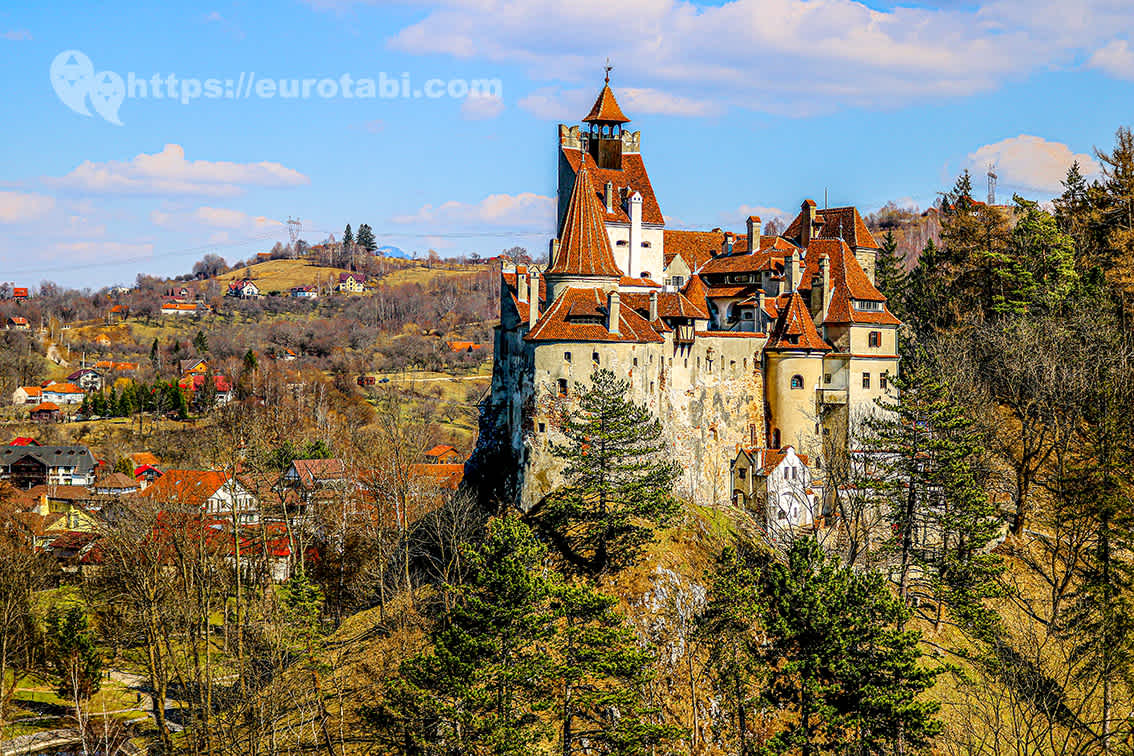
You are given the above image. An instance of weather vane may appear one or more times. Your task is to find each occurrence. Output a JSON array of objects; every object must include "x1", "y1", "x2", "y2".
[{"x1": 604, "y1": 58, "x2": 613, "y2": 83}]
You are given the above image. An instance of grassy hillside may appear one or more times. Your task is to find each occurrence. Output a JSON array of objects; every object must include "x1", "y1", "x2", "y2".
[{"x1": 214, "y1": 257, "x2": 483, "y2": 293}]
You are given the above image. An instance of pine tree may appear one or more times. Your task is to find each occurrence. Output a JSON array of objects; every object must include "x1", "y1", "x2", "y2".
[
  {"x1": 905, "y1": 239, "x2": 950, "y2": 335},
  {"x1": 1093, "y1": 126, "x2": 1134, "y2": 311},
  {"x1": 45, "y1": 605, "x2": 102, "y2": 702},
  {"x1": 754, "y1": 537, "x2": 940, "y2": 755},
  {"x1": 864, "y1": 355, "x2": 1004, "y2": 638},
  {"x1": 342, "y1": 223, "x2": 354, "y2": 248},
  {"x1": 875, "y1": 229, "x2": 908, "y2": 319},
  {"x1": 357, "y1": 223, "x2": 377, "y2": 253},
  {"x1": 373, "y1": 517, "x2": 557, "y2": 754},
  {"x1": 541, "y1": 368, "x2": 680, "y2": 574},
  {"x1": 698, "y1": 541, "x2": 764, "y2": 755},
  {"x1": 149, "y1": 337, "x2": 160, "y2": 371},
  {"x1": 553, "y1": 580, "x2": 680, "y2": 755},
  {"x1": 193, "y1": 330, "x2": 208, "y2": 354}
]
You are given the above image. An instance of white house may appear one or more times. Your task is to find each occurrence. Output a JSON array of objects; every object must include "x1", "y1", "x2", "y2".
[
  {"x1": 42, "y1": 383, "x2": 85, "y2": 405},
  {"x1": 731, "y1": 446, "x2": 821, "y2": 534},
  {"x1": 138, "y1": 469, "x2": 260, "y2": 524},
  {"x1": 227, "y1": 279, "x2": 261, "y2": 299}
]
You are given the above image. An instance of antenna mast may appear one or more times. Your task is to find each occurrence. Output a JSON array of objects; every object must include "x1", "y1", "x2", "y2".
[
  {"x1": 287, "y1": 216, "x2": 302, "y2": 258},
  {"x1": 986, "y1": 165, "x2": 998, "y2": 206}
]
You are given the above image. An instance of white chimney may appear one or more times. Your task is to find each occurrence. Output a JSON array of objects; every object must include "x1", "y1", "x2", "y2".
[
  {"x1": 821, "y1": 256, "x2": 831, "y2": 319},
  {"x1": 758, "y1": 288, "x2": 766, "y2": 329},
  {"x1": 517, "y1": 264, "x2": 528, "y2": 303},
  {"x1": 604, "y1": 181, "x2": 614, "y2": 213},
  {"x1": 628, "y1": 191, "x2": 643, "y2": 278},
  {"x1": 607, "y1": 291, "x2": 621, "y2": 334},
  {"x1": 528, "y1": 272, "x2": 540, "y2": 328},
  {"x1": 747, "y1": 215, "x2": 761, "y2": 252},
  {"x1": 648, "y1": 290, "x2": 658, "y2": 322}
]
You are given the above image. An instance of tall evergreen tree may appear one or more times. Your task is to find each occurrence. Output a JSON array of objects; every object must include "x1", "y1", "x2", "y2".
[
  {"x1": 553, "y1": 580, "x2": 680, "y2": 755},
  {"x1": 865, "y1": 355, "x2": 1004, "y2": 638},
  {"x1": 540, "y1": 368, "x2": 680, "y2": 574},
  {"x1": 698, "y1": 541, "x2": 764, "y2": 755},
  {"x1": 753, "y1": 537, "x2": 941, "y2": 755},
  {"x1": 45, "y1": 604, "x2": 102, "y2": 702},
  {"x1": 193, "y1": 329, "x2": 208, "y2": 354},
  {"x1": 1093, "y1": 126, "x2": 1134, "y2": 311},
  {"x1": 357, "y1": 223, "x2": 377, "y2": 253},
  {"x1": 875, "y1": 229, "x2": 908, "y2": 319},
  {"x1": 373, "y1": 517, "x2": 557, "y2": 755},
  {"x1": 342, "y1": 223, "x2": 354, "y2": 248}
]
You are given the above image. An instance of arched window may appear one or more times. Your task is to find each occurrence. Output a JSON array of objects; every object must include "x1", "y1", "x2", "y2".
[{"x1": 790, "y1": 374, "x2": 804, "y2": 389}]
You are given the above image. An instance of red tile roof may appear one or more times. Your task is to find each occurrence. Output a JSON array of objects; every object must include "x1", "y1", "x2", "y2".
[
  {"x1": 801, "y1": 239, "x2": 901, "y2": 326},
  {"x1": 17, "y1": 386, "x2": 41, "y2": 397},
  {"x1": 137, "y1": 470, "x2": 230, "y2": 508},
  {"x1": 547, "y1": 165, "x2": 622, "y2": 278},
  {"x1": 582, "y1": 83, "x2": 630, "y2": 124},
  {"x1": 619, "y1": 276, "x2": 661, "y2": 288},
  {"x1": 619, "y1": 291, "x2": 710, "y2": 321},
  {"x1": 526, "y1": 287, "x2": 664, "y2": 344},
  {"x1": 561, "y1": 149, "x2": 664, "y2": 225},
  {"x1": 663, "y1": 229, "x2": 722, "y2": 271},
  {"x1": 9, "y1": 437, "x2": 39, "y2": 446},
  {"x1": 784, "y1": 205, "x2": 879, "y2": 250},
  {"x1": 680, "y1": 275, "x2": 709, "y2": 316},
  {"x1": 502, "y1": 272, "x2": 548, "y2": 322},
  {"x1": 31, "y1": 402, "x2": 60, "y2": 413},
  {"x1": 410, "y1": 463, "x2": 464, "y2": 490},
  {"x1": 766, "y1": 292, "x2": 830, "y2": 352}
]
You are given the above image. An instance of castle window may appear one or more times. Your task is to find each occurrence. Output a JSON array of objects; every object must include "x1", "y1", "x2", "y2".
[
  {"x1": 633, "y1": 357, "x2": 638, "y2": 367},
  {"x1": 557, "y1": 378, "x2": 568, "y2": 396},
  {"x1": 670, "y1": 275, "x2": 684, "y2": 287},
  {"x1": 824, "y1": 373, "x2": 832, "y2": 384},
  {"x1": 880, "y1": 373, "x2": 889, "y2": 390},
  {"x1": 641, "y1": 241, "x2": 651, "y2": 248},
  {"x1": 854, "y1": 299, "x2": 883, "y2": 312},
  {"x1": 862, "y1": 372, "x2": 871, "y2": 389},
  {"x1": 616, "y1": 239, "x2": 628, "y2": 246},
  {"x1": 738, "y1": 467, "x2": 747, "y2": 480},
  {"x1": 868, "y1": 331, "x2": 881, "y2": 347},
  {"x1": 730, "y1": 360, "x2": 736, "y2": 372},
  {"x1": 743, "y1": 358, "x2": 747, "y2": 370},
  {"x1": 538, "y1": 422, "x2": 546, "y2": 433},
  {"x1": 790, "y1": 374, "x2": 804, "y2": 390},
  {"x1": 592, "y1": 351, "x2": 599, "y2": 364},
  {"x1": 650, "y1": 381, "x2": 654, "y2": 392},
  {"x1": 564, "y1": 351, "x2": 571, "y2": 362},
  {"x1": 772, "y1": 429, "x2": 781, "y2": 448}
]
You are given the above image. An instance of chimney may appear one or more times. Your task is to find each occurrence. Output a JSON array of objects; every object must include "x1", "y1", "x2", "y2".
[
  {"x1": 801, "y1": 199, "x2": 817, "y2": 244},
  {"x1": 528, "y1": 272, "x2": 540, "y2": 328},
  {"x1": 607, "y1": 290, "x2": 621, "y2": 334},
  {"x1": 604, "y1": 181, "x2": 614, "y2": 213},
  {"x1": 747, "y1": 215, "x2": 761, "y2": 252},
  {"x1": 549, "y1": 238, "x2": 560, "y2": 265},
  {"x1": 37, "y1": 494, "x2": 49, "y2": 516},
  {"x1": 757, "y1": 288, "x2": 766, "y2": 328},
  {"x1": 648, "y1": 290, "x2": 658, "y2": 322},
  {"x1": 821, "y1": 255, "x2": 831, "y2": 317},
  {"x1": 517, "y1": 264, "x2": 528, "y2": 303},
  {"x1": 628, "y1": 191, "x2": 643, "y2": 278},
  {"x1": 721, "y1": 232, "x2": 735, "y2": 257}
]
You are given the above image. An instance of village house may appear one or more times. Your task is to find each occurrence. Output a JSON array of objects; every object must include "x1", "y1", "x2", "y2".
[
  {"x1": 134, "y1": 463, "x2": 163, "y2": 489},
  {"x1": 0, "y1": 444, "x2": 98, "y2": 488},
  {"x1": 337, "y1": 272, "x2": 366, "y2": 293},
  {"x1": 67, "y1": 368, "x2": 104, "y2": 392},
  {"x1": 180, "y1": 358, "x2": 209, "y2": 375},
  {"x1": 137, "y1": 469, "x2": 260, "y2": 524},
  {"x1": 472, "y1": 77, "x2": 900, "y2": 513},
  {"x1": 447, "y1": 341, "x2": 484, "y2": 354},
  {"x1": 290, "y1": 285, "x2": 318, "y2": 299},
  {"x1": 94, "y1": 472, "x2": 141, "y2": 496},
  {"x1": 108, "y1": 303, "x2": 129, "y2": 322},
  {"x1": 29, "y1": 402, "x2": 61, "y2": 422},
  {"x1": 227, "y1": 279, "x2": 261, "y2": 299},
  {"x1": 424, "y1": 444, "x2": 463, "y2": 464},
  {"x1": 161, "y1": 302, "x2": 208, "y2": 316},
  {"x1": 42, "y1": 382, "x2": 85, "y2": 405},
  {"x1": 12, "y1": 287, "x2": 29, "y2": 300},
  {"x1": 6, "y1": 316, "x2": 30, "y2": 330},
  {"x1": 178, "y1": 373, "x2": 234, "y2": 405},
  {"x1": 11, "y1": 385, "x2": 42, "y2": 405}
]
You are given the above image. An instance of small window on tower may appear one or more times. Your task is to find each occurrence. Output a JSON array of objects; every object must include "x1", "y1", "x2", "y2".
[
  {"x1": 869, "y1": 331, "x2": 882, "y2": 348},
  {"x1": 633, "y1": 357, "x2": 638, "y2": 367},
  {"x1": 862, "y1": 372, "x2": 871, "y2": 389},
  {"x1": 791, "y1": 374, "x2": 804, "y2": 389},
  {"x1": 564, "y1": 351, "x2": 572, "y2": 362},
  {"x1": 592, "y1": 351, "x2": 600, "y2": 364},
  {"x1": 824, "y1": 373, "x2": 832, "y2": 384},
  {"x1": 538, "y1": 422, "x2": 546, "y2": 433},
  {"x1": 880, "y1": 373, "x2": 889, "y2": 390},
  {"x1": 557, "y1": 378, "x2": 568, "y2": 396}
]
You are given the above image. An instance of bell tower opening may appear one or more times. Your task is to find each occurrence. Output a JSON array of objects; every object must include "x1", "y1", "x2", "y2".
[{"x1": 582, "y1": 64, "x2": 629, "y2": 170}]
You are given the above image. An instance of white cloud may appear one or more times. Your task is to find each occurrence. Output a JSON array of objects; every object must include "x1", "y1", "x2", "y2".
[
  {"x1": 518, "y1": 88, "x2": 593, "y2": 121},
  {"x1": 966, "y1": 135, "x2": 1100, "y2": 194},
  {"x1": 1088, "y1": 39, "x2": 1134, "y2": 80},
  {"x1": 393, "y1": 192, "x2": 555, "y2": 229},
  {"x1": 0, "y1": 192, "x2": 56, "y2": 223},
  {"x1": 2, "y1": 30, "x2": 32, "y2": 41},
  {"x1": 355, "y1": 0, "x2": 1134, "y2": 114},
  {"x1": 47, "y1": 144, "x2": 308, "y2": 197},
  {"x1": 461, "y1": 93, "x2": 506, "y2": 120},
  {"x1": 151, "y1": 205, "x2": 283, "y2": 232}
]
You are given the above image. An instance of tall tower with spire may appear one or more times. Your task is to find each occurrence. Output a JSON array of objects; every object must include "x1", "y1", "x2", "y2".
[{"x1": 555, "y1": 70, "x2": 666, "y2": 281}]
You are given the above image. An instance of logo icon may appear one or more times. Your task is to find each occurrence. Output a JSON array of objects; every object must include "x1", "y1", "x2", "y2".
[{"x1": 50, "y1": 50, "x2": 125, "y2": 125}]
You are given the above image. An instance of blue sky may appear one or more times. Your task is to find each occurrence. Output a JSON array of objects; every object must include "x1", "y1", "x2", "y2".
[{"x1": 1, "y1": 0, "x2": 1132, "y2": 289}]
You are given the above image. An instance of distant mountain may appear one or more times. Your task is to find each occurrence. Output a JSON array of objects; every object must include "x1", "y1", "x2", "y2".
[{"x1": 376, "y1": 245, "x2": 409, "y2": 259}]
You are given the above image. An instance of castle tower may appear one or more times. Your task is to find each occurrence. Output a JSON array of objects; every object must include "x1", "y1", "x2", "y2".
[
  {"x1": 582, "y1": 66, "x2": 630, "y2": 170},
  {"x1": 764, "y1": 291, "x2": 830, "y2": 455},
  {"x1": 544, "y1": 164, "x2": 622, "y2": 301}
]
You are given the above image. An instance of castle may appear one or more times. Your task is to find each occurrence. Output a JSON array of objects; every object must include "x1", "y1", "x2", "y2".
[{"x1": 473, "y1": 76, "x2": 901, "y2": 516}]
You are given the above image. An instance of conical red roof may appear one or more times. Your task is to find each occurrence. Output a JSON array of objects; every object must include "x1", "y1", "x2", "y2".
[
  {"x1": 547, "y1": 166, "x2": 622, "y2": 278},
  {"x1": 583, "y1": 84, "x2": 630, "y2": 124},
  {"x1": 766, "y1": 291, "x2": 830, "y2": 351}
]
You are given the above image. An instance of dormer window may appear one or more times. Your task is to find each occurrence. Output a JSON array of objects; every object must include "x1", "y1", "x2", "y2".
[{"x1": 854, "y1": 299, "x2": 883, "y2": 312}]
